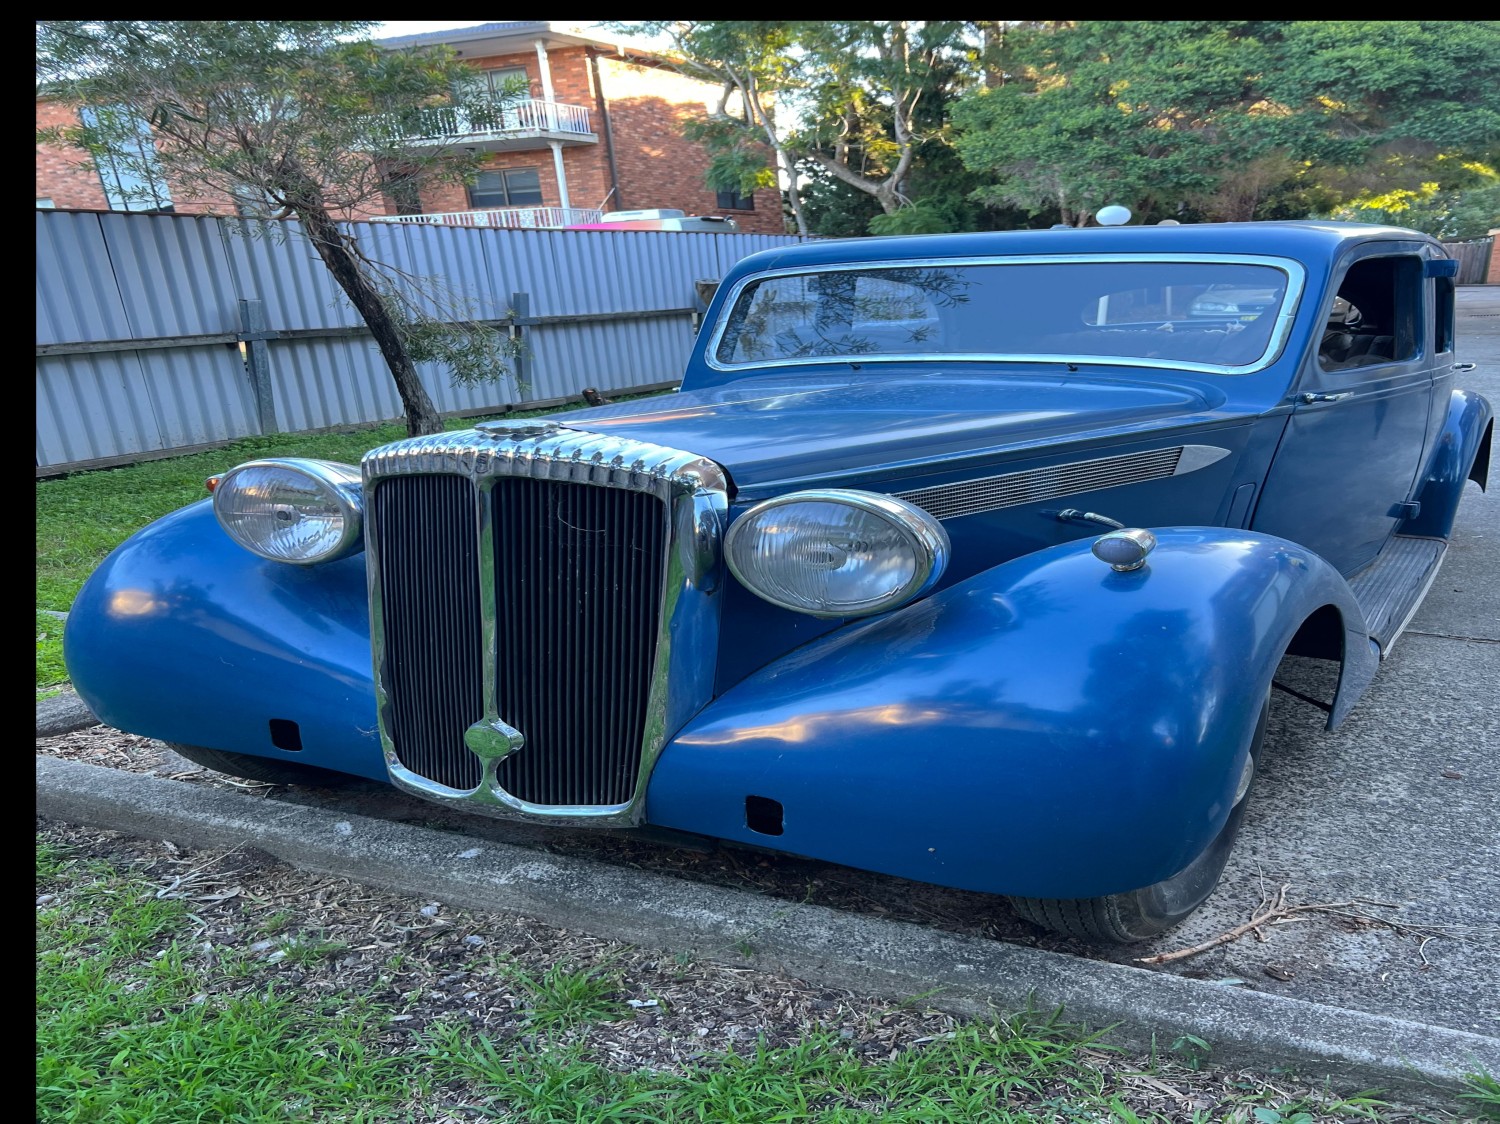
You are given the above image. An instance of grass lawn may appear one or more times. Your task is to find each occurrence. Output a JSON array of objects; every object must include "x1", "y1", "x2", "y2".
[
  {"x1": 35, "y1": 405, "x2": 599, "y2": 696},
  {"x1": 43, "y1": 829, "x2": 1493, "y2": 1124}
]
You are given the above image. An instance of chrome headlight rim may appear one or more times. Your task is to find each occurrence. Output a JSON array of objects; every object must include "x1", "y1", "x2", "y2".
[
  {"x1": 212, "y1": 457, "x2": 365, "y2": 565},
  {"x1": 724, "y1": 488, "x2": 950, "y2": 619}
]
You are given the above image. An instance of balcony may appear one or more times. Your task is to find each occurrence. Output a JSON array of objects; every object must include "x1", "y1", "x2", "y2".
[
  {"x1": 385, "y1": 97, "x2": 597, "y2": 152},
  {"x1": 370, "y1": 206, "x2": 605, "y2": 230}
]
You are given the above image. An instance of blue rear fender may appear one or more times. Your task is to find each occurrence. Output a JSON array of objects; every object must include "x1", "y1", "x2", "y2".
[
  {"x1": 646, "y1": 529, "x2": 1375, "y2": 899},
  {"x1": 1405, "y1": 388, "x2": 1492, "y2": 539},
  {"x1": 63, "y1": 500, "x2": 386, "y2": 781}
]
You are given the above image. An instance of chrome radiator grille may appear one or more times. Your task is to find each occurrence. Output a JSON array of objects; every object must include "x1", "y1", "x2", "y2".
[
  {"x1": 372, "y1": 475, "x2": 484, "y2": 791},
  {"x1": 491, "y1": 478, "x2": 666, "y2": 806},
  {"x1": 363, "y1": 424, "x2": 727, "y2": 825}
]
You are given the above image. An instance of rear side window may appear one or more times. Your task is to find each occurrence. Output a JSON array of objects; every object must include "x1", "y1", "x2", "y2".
[
  {"x1": 1319, "y1": 256, "x2": 1423, "y2": 372},
  {"x1": 1436, "y1": 277, "x2": 1455, "y2": 354}
]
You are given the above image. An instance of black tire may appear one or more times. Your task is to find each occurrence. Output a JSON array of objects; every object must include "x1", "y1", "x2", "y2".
[
  {"x1": 165, "y1": 742, "x2": 357, "y2": 788},
  {"x1": 1009, "y1": 694, "x2": 1269, "y2": 944}
]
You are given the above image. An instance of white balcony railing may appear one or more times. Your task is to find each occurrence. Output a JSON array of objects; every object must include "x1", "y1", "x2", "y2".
[
  {"x1": 370, "y1": 207, "x2": 605, "y2": 230},
  {"x1": 388, "y1": 97, "x2": 593, "y2": 144}
]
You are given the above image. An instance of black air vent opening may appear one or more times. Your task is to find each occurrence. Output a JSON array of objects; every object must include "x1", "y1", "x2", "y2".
[
  {"x1": 269, "y1": 719, "x2": 302, "y2": 752},
  {"x1": 745, "y1": 795, "x2": 785, "y2": 836}
]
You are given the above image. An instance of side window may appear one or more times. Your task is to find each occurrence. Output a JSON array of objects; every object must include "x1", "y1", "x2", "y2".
[
  {"x1": 1435, "y1": 277, "x2": 1455, "y2": 355},
  {"x1": 1319, "y1": 256, "x2": 1422, "y2": 372}
]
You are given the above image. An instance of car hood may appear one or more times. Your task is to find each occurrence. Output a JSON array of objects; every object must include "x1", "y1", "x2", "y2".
[{"x1": 551, "y1": 370, "x2": 1238, "y2": 491}]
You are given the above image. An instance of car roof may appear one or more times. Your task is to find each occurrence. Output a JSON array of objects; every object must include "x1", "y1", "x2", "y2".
[{"x1": 729, "y1": 221, "x2": 1439, "y2": 276}]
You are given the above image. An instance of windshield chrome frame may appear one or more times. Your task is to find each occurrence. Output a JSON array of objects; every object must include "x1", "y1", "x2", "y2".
[{"x1": 704, "y1": 253, "x2": 1308, "y2": 377}]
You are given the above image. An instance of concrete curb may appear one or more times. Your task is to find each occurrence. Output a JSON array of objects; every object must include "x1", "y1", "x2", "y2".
[
  {"x1": 37, "y1": 756, "x2": 1498, "y2": 1102},
  {"x1": 36, "y1": 689, "x2": 99, "y2": 738}
]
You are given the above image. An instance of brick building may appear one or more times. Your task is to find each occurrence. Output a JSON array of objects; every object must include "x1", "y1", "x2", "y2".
[{"x1": 35, "y1": 22, "x2": 785, "y2": 234}]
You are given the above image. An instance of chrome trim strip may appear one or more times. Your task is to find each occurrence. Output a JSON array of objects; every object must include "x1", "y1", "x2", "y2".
[
  {"x1": 1173, "y1": 444, "x2": 1232, "y2": 474},
  {"x1": 362, "y1": 426, "x2": 729, "y2": 827},
  {"x1": 704, "y1": 253, "x2": 1308, "y2": 377},
  {"x1": 891, "y1": 444, "x2": 1228, "y2": 522}
]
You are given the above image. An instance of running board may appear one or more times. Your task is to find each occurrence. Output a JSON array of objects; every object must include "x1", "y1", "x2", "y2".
[{"x1": 1346, "y1": 535, "x2": 1447, "y2": 657}]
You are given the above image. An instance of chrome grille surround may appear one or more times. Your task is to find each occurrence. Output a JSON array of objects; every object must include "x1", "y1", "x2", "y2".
[
  {"x1": 892, "y1": 444, "x2": 1228, "y2": 521},
  {"x1": 363, "y1": 424, "x2": 728, "y2": 826}
]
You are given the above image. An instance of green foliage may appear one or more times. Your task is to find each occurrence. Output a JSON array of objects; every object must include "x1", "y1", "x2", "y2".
[
  {"x1": 427, "y1": 1012, "x2": 1111, "y2": 1123},
  {"x1": 955, "y1": 20, "x2": 1500, "y2": 226},
  {"x1": 955, "y1": 22, "x2": 1282, "y2": 225},
  {"x1": 1460, "y1": 1070, "x2": 1500, "y2": 1120},
  {"x1": 1329, "y1": 171, "x2": 1500, "y2": 240},
  {"x1": 36, "y1": 838, "x2": 420, "y2": 1122},
  {"x1": 796, "y1": 164, "x2": 886, "y2": 236},
  {"x1": 509, "y1": 964, "x2": 625, "y2": 1029}
]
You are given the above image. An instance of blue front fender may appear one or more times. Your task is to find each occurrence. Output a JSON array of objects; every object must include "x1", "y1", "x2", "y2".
[
  {"x1": 646, "y1": 529, "x2": 1376, "y2": 899},
  {"x1": 64, "y1": 500, "x2": 385, "y2": 781}
]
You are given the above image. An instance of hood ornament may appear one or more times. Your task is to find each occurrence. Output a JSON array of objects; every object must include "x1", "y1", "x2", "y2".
[{"x1": 476, "y1": 418, "x2": 567, "y2": 440}]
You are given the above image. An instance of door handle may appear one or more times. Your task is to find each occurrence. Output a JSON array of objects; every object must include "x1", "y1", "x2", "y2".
[
  {"x1": 1452, "y1": 362, "x2": 1477, "y2": 373},
  {"x1": 1300, "y1": 392, "x2": 1355, "y2": 404}
]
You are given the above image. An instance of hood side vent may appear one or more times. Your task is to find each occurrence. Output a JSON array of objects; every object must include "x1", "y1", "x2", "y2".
[{"x1": 893, "y1": 444, "x2": 1228, "y2": 522}]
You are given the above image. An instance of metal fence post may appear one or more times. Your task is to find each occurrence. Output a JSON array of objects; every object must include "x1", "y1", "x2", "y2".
[
  {"x1": 237, "y1": 298, "x2": 278, "y2": 434},
  {"x1": 509, "y1": 290, "x2": 532, "y2": 393}
]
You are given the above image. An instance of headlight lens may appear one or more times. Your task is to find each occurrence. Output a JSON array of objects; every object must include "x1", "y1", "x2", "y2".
[
  {"x1": 213, "y1": 458, "x2": 364, "y2": 564},
  {"x1": 724, "y1": 489, "x2": 949, "y2": 618}
]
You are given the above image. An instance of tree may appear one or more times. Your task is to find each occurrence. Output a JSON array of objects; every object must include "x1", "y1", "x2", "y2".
[
  {"x1": 954, "y1": 21, "x2": 1500, "y2": 228},
  {"x1": 37, "y1": 20, "x2": 520, "y2": 436},
  {"x1": 955, "y1": 22, "x2": 1277, "y2": 226},
  {"x1": 794, "y1": 22, "x2": 975, "y2": 217},
  {"x1": 610, "y1": 21, "x2": 809, "y2": 235},
  {"x1": 617, "y1": 21, "x2": 986, "y2": 235}
]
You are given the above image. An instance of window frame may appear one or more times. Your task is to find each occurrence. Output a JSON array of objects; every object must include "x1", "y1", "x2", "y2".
[
  {"x1": 715, "y1": 188, "x2": 755, "y2": 211},
  {"x1": 705, "y1": 253, "x2": 1308, "y2": 377},
  {"x1": 466, "y1": 167, "x2": 545, "y2": 210},
  {"x1": 80, "y1": 105, "x2": 174, "y2": 213}
]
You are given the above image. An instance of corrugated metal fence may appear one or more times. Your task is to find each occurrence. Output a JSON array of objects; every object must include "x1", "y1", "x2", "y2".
[{"x1": 36, "y1": 209, "x2": 804, "y2": 473}]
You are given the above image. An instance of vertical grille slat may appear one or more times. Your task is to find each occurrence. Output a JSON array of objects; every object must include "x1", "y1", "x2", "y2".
[{"x1": 374, "y1": 476, "x2": 484, "y2": 791}]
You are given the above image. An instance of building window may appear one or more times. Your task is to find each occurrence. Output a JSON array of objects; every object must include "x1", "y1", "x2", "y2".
[
  {"x1": 715, "y1": 189, "x2": 755, "y2": 211},
  {"x1": 36, "y1": 198, "x2": 55, "y2": 209},
  {"x1": 480, "y1": 66, "x2": 531, "y2": 98},
  {"x1": 456, "y1": 66, "x2": 531, "y2": 104},
  {"x1": 230, "y1": 183, "x2": 280, "y2": 219},
  {"x1": 80, "y1": 106, "x2": 174, "y2": 213},
  {"x1": 468, "y1": 168, "x2": 544, "y2": 210}
]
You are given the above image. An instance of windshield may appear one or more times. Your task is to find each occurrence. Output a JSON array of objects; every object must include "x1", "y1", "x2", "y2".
[{"x1": 711, "y1": 258, "x2": 1298, "y2": 374}]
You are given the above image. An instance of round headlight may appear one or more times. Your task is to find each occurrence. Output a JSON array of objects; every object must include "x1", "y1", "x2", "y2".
[
  {"x1": 724, "y1": 489, "x2": 949, "y2": 618},
  {"x1": 212, "y1": 458, "x2": 364, "y2": 564}
]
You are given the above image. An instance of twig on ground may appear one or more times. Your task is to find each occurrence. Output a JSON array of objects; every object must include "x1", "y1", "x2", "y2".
[{"x1": 1136, "y1": 885, "x2": 1479, "y2": 966}]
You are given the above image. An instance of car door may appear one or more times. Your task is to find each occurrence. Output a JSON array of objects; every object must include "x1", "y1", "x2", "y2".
[{"x1": 1252, "y1": 244, "x2": 1434, "y2": 577}]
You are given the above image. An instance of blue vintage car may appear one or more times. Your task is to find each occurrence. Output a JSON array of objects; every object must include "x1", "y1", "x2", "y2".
[{"x1": 65, "y1": 222, "x2": 1492, "y2": 942}]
